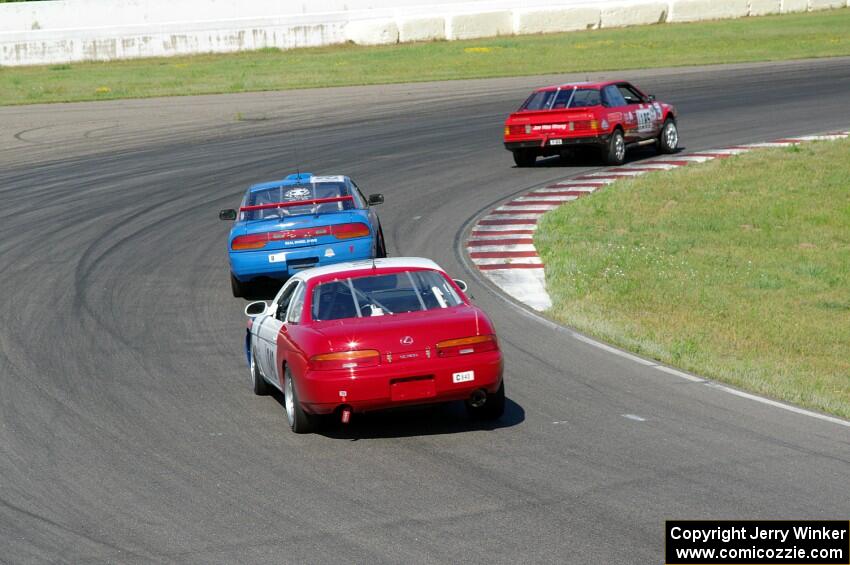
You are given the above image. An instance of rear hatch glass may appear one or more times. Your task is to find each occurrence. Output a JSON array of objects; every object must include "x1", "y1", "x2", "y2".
[
  {"x1": 240, "y1": 180, "x2": 355, "y2": 221},
  {"x1": 521, "y1": 87, "x2": 600, "y2": 111},
  {"x1": 312, "y1": 270, "x2": 462, "y2": 321}
]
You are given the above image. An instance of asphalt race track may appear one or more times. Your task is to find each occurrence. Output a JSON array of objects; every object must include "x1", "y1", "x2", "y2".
[{"x1": 1, "y1": 58, "x2": 849, "y2": 564}]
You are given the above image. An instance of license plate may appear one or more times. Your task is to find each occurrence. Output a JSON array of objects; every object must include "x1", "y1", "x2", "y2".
[
  {"x1": 549, "y1": 139, "x2": 563, "y2": 145},
  {"x1": 268, "y1": 252, "x2": 287, "y2": 263},
  {"x1": 390, "y1": 377, "x2": 435, "y2": 401},
  {"x1": 452, "y1": 370, "x2": 474, "y2": 384}
]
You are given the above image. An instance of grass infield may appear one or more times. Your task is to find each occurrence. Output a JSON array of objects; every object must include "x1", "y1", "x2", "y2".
[
  {"x1": 1, "y1": 8, "x2": 850, "y2": 105},
  {"x1": 535, "y1": 138, "x2": 850, "y2": 419}
]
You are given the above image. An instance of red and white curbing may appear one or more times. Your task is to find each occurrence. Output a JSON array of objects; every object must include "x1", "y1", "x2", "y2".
[{"x1": 467, "y1": 131, "x2": 850, "y2": 311}]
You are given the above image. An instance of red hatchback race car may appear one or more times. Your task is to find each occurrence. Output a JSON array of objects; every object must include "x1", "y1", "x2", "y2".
[
  {"x1": 243, "y1": 257, "x2": 505, "y2": 433},
  {"x1": 503, "y1": 80, "x2": 678, "y2": 167}
]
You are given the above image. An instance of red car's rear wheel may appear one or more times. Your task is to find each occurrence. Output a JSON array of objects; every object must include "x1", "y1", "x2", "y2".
[
  {"x1": 512, "y1": 150, "x2": 537, "y2": 167},
  {"x1": 250, "y1": 348, "x2": 270, "y2": 396},
  {"x1": 284, "y1": 367, "x2": 315, "y2": 434},
  {"x1": 604, "y1": 129, "x2": 626, "y2": 166}
]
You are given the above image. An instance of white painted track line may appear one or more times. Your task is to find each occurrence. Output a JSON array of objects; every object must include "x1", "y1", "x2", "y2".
[
  {"x1": 472, "y1": 224, "x2": 538, "y2": 232},
  {"x1": 482, "y1": 213, "x2": 544, "y2": 221},
  {"x1": 513, "y1": 195, "x2": 579, "y2": 202},
  {"x1": 495, "y1": 204, "x2": 561, "y2": 212},
  {"x1": 472, "y1": 256, "x2": 543, "y2": 266},
  {"x1": 466, "y1": 243, "x2": 537, "y2": 252},
  {"x1": 586, "y1": 170, "x2": 647, "y2": 177},
  {"x1": 533, "y1": 186, "x2": 597, "y2": 193}
]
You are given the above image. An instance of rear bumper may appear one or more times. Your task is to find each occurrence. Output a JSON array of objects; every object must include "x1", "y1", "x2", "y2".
[
  {"x1": 298, "y1": 351, "x2": 504, "y2": 415},
  {"x1": 229, "y1": 237, "x2": 373, "y2": 281},
  {"x1": 504, "y1": 134, "x2": 609, "y2": 152}
]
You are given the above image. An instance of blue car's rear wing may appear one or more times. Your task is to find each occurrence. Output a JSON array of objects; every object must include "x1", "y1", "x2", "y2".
[
  {"x1": 240, "y1": 194, "x2": 353, "y2": 213},
  {"x1": 240, "y1": 195, "x2": 354, "y2": 216}
]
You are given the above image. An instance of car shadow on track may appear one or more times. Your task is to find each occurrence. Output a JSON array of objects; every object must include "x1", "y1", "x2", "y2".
[
  {"x1": 521, "y1": 146, "x2": 685, "y2": 168},
  {"x1": 241, "y1": 279, "x2": 286, "y2": 301},
  {"x1": 269, "y1": 389, "x2": 525, "y2": 440}
]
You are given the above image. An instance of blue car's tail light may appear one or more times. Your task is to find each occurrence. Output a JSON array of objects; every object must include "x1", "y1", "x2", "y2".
[
  {"x1": 231, "y1": 233, "x2": 269, "y2": 250},
  {"x1": 331, "y1": 223, "x2": 371, "y2": 240}
]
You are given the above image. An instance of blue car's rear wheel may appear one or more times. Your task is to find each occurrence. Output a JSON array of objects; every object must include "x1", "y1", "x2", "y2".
[
  {"x1": 376, "y1": 228, "x2": 387, "y2": 258},
  {"x1": 231, "y1": 272, "x2": 248, "y2": 298}
]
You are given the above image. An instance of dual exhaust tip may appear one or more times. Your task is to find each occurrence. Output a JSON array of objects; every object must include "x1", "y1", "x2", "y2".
[{"x1": 468, "y1": 389, "x2": 487, "y2": 408}]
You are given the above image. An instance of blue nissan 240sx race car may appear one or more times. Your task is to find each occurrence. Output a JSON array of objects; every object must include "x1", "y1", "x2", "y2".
[{"x1": 219, "y1": 173, "x2": 386, "y2": 297}]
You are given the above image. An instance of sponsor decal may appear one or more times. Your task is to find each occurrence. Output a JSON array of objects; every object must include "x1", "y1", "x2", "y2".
[
  {"x1": 284, "y1": 238, "x2": 318, "y2": 246},
  {"x1": 284, "y1": 187, "x2": 311, "y2": 200},
  {"x1": 601, "y1": 119, "x2": 609, "y2": 130},
  {"x1": 310, "y1": 175, "x2": 345, "y2": 183},
  {"x1": 324, "y1": 248, "x2": 335, "y2": 258},
  {"x1": 532, "y1": 123, "x2": 569, "y2": 131}
]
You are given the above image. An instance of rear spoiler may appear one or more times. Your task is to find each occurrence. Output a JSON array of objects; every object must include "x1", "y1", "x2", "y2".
[{"x1": 240, "y1": 195, "x2": 353, "y2": 212}]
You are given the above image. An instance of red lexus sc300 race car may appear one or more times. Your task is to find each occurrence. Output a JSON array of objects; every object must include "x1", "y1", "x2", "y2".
[
  {"x1": 243, "y1": 257, "x2": 505, "y2": 433},
  {"x1": 503, "y1": 80, "x2": 678, "y2": 167}
]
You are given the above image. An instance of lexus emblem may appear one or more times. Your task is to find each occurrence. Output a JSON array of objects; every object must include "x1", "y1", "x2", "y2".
[{"x1": 400, "y1": 336, "x2": 414, "y2": 345}]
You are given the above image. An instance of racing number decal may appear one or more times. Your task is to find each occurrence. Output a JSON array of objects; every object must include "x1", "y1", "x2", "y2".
[{"x1": 636, "y1": 109, "x2": 654, "y2": 133}]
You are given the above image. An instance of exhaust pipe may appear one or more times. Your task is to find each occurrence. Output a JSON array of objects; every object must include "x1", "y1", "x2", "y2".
[
  {"x1": 340, "y1": 405, "x2": 352, "y2": 424},
  {"x1": 468, "y1": 389, "x2": 487, "y2": 408}
]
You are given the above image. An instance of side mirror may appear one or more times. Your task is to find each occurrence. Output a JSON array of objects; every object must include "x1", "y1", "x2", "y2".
[
  {"x1": 368, "y1": 194, "x2": 384, "y2": 206},
  {"x1": 219, "y1": 209, "x2": 237, "y2": 221},
  {"x1": 452, "y1": 279, "x2": 469, "y2": 293},
  {"x1": 244, "y1": 301, "x2": 268, "y2": 317},
  {"x1": 647, "y1": 94, "x2": 656, "y2": 102}
]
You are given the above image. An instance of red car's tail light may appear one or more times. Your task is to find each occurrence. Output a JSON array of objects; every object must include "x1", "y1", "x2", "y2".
[
  {"x1": 436, "y1": 335, "x2": 498, "y2": 357},
  {"x1": 231, "y1": 233, "x2": 269, "y2": 250},
  {"x1": 331, "y1": 223, "x2": 371, "y2": 240},
  {"x1": 310, "y1": 350, "x2": 380, "y2": 370}
]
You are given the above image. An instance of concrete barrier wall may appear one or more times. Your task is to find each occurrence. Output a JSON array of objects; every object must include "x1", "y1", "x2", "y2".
[{"x1": 0, "y1": 0, "x2": 846, "y2": 66}]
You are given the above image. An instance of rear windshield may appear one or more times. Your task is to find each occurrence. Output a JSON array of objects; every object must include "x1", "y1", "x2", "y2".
[
  {"x1": 240, "y1": 181, "x2": 355, "y2": 221},
  {"x1": 312, "y1": 270, "x2": 463, "y2": 321},
  {"x1": 520, "y1": 88, "x2": 601, "y2": 111}
]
